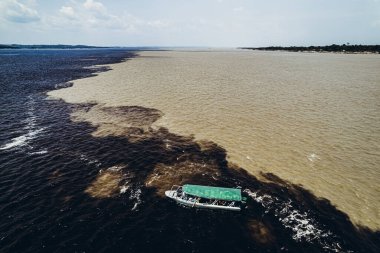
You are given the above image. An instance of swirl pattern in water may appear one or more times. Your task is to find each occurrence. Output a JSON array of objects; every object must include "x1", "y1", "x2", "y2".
[{"x1": 0, "y1": 49, "x2": 379, "y2": 253}]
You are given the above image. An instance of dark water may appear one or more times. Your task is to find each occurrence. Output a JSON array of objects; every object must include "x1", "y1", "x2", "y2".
[{"x1": 0, "y1": 49, "x2": 378, "y2": 253}]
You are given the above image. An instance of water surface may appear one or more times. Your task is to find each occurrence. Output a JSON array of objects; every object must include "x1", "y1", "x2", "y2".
[
  {"x1": 49, "y1": 50, "x2": 380, "y2": 230},
  {"x1": 1, "y1": 49, "x2": 379, "y2": 253}
]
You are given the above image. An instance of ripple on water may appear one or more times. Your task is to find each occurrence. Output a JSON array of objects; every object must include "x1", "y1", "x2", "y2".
[{"x1": 1, "y1": 50, "x2": 379, "y2": 253}]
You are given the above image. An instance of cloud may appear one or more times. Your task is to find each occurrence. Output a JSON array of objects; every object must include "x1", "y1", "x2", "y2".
[
  {"x1": 83, "y1": 0, "x2": 106, "y2": 13},
  {"x1": 59, "y1": 6, "x2": 75, "y2": 18},
  {"x1": 54, "y1": 1, "x2": 111, "y2": 27},
  {"x1": 50, "y1": 1, "x2": 172, "y2": 33},
  {"x1": 0, "y1": 0, "x2": 40, "y2": 23}
]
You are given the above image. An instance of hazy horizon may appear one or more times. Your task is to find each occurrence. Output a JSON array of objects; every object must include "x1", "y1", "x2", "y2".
[{"x1": 2, "y1": 44, "x2": 380, "y2": 48}]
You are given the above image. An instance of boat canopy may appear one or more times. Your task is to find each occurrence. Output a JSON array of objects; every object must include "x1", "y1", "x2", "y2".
[{"x1": 183, "y1": 184, "x2": 242, "y2": 201}]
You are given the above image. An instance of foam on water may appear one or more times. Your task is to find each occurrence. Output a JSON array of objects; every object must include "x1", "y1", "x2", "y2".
[
  {"x1": 28, "y1": 150, "x2": 48, "y2": 155},
  {"x1": 22, "y1": 116, "x2": 36, "y2": 130},
  {"x1": 307, "y1": 153, "x2": 320, "y2": 162},
  {"x1": 1, "y1": 95, "x2": 46, "y2": 151},
  {"x1": 119, "y1": 185, "x2": 129, "y2": 194},
  {"x1": 244, "y1": 189, "x2": 350, "y2": 253},
  {"x1": 0, "y1": 128, "x2": 45, "y2": 150},
  {"x1": 130, "y1": 187, "x2": 142, "y2": 211},
  {"x1": 79, "y1": 154, "x2": 102, "y2": 167},
  {"x1": 0, "y1": 135, "x2": 28, "y2": 150}
]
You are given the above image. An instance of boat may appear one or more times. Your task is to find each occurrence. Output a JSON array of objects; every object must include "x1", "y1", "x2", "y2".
[{"x1": 165, "y1": 184, "x2": 244, "y2": 211}]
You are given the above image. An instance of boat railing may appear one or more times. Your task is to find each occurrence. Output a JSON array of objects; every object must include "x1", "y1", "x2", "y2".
[{"x1": 170, "y1": 185, "x2": 182, "y2": 191}]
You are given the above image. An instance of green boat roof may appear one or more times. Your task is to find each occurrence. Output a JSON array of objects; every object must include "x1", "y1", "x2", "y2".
[{"x1": 183, "y1": 184, "x2": 242, "y2": 201}]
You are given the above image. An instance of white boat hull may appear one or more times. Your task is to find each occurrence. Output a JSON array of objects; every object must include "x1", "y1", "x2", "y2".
[{"x1": 165, "y1": 190, "x2": 241, "y2": 211}]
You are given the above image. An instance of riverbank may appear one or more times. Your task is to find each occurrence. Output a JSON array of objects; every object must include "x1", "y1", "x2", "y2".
[{"x1": 241, "y1": 44, "x2": 380, "y2": 54}]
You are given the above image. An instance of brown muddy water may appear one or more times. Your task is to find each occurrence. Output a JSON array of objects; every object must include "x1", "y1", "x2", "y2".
[{"x1": 48, "y1": 50, "x2": 380, "y2": 232}]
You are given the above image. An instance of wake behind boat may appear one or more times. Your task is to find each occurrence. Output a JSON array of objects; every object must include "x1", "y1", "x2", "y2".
[{"x1": 165, "y1": 184, "x2": 245, "y2": 211}]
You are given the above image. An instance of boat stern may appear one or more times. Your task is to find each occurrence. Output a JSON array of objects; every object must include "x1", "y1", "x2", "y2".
[{"x1": 165, "y1": 190, "x2": 177, "y2": 199}]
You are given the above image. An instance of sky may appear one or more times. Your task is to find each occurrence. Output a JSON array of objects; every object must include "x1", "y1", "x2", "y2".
[{"x1": 0, "y1": 0, "x2": 379, "y2": 47}]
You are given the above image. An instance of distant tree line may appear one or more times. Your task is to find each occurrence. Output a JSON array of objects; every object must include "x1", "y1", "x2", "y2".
[
  {"x1": 241, "y1": 44, "x2": 380, "y2": 53},
  {"x1": 0, "y1": 44, "x2": 108, "y2": 49}
]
